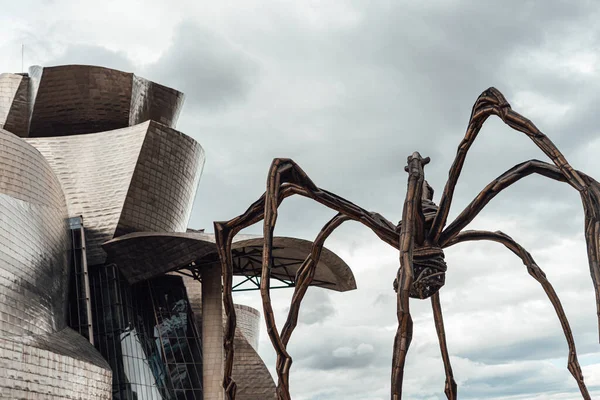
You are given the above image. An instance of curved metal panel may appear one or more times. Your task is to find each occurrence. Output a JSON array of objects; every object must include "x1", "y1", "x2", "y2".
[
  {"x1": 26, "y1": 65, "x2": 184, "y2": 137},
  {"x1": 28, "y1": 65, "x2": 133, "y2": 137},
  {"x1": 0, "y1": 128, "x2": 69, "y2": 336},
  {"x1": 104, "y1": 231, "x2": 357, "y2": 291},
  {"x1": 26, "y1": 123, "x2": 149, "y2": 265},
  {"x1": 26, "y1": 121, "x2": 205, "y2": 266},
  {"x1": 232, "y1": 333, "x2": 277, "y2": 400},
  {"x1": 234, "y1": 304, "x2": 260, "y2": 352},
  {"x1": 0, "y1": 128, "x2": 112, "y2": 396},
  {"x1": 0, "y1": 329, "x2": 112, "y2": 399},
  {"x1": 115, "y1": 120, "x2": 205, "y2": 236},
  {"x1": 130, "y1": 75, "x2": 185, "y2": 128},
  {"x1": 0, "y1": 73, "x2": 29, "y2": 137}
]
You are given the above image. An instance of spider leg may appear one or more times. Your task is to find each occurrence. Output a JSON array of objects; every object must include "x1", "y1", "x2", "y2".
[
  {"x1": 215, "y1": 186, "x2": 297, "y2": 400},
  {"x1": 445, "y1": 230, "x2": 591, "y2": 400},
  {"x1": 435, "y1": 158, "x2": 600, "y2": 344},
  {"x1": 439, "y1": 159, "x2": 567, "y2": 245},
  {"x1": 428, "y1": 87, "x2": 600, "y2": 341},
  {"x1": 392, "y1": 152, "x2": 429, "y2": 399},
  {"x1": 281, "y1": 213, "x2": 350, "y2": 346},
  {"x1": 430, "y1": 87, "x2": 587, "y2": 244},
  {"x1": 431, "y1": 292, "x2": 457, "y2": 400},
  {"x1": 271, "y1": 213, "x2": 350, "y2": 396},
  {"x1": 215, "y1": 158, "x2": 399, "y2": 399}
]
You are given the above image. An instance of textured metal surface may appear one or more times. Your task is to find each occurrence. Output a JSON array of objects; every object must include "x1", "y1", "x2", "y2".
[
  {"x1": 103, "y1": 231, "x2": 357, "y2": 291},
  {"x1": 0, "y1": 128, "x2": 113, "y2": 397},
  {"x1": 115, "y1": 121, "x2": 204, "y2": 236},
  {"x1": 0, "y1": 73, "x2": 29, "y2": 137},
  {"x1": 27, "y1": 120, "x2": 205, "y2": 266},
  {"x1": 1, "y1": 332, "x2": 112, "y2": 400},
  {"x1": 0, "y1": 128, "x2": 69, "y2": 336},
  {"x1": 0, "y1": 63, "x2": 206, "y2": 399},
  {"x1": 26, "y1": 123, "x2": 147, "y2": 265},
  {"x1": 233, "y1": 304, "x2": 260, "y2": 352},
  {"x1": 27, "y1": 65, "x2": 184, "y2": 137},
  {"x1": 28, "y1": 65, "x2": 132, "y2": 137},
  {"x1": 130, "y1": 75, "x2": 185, "y2": 128},
  {"x1": 231, "y1": 334, "x2": 277, "y2": 400}
]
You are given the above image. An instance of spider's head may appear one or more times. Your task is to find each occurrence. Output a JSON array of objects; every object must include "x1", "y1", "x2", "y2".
[{"x1": 404, "y1": 152, "x2": 430, "y2": 174}]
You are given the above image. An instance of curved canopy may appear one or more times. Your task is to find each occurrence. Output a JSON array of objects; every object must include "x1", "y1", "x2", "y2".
[{"x1": 103, "y1": 231, "x2": 356, "y2": 292}]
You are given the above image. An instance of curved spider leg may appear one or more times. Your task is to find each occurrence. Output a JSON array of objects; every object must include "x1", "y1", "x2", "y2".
[
  {"x1": 214, "y1": 221, "x2": 238, "y2": 400},
  {"x1": 216, "y1": 158, "x2": 399, "y2": 399},
  {"x1": 273, "y1": 213, "x2": 350, "y2": 396},
  {"x1": 431, "y1": 292, "x2": 457, "y2": 400},
  {"x1": 445, "y1": 230, "x2": 591, "y2": 400},
  {"x1": 439, "y1": 159, "x2": 567, "y2": 245},
  {"x1": 430, "y1": 87, "x2": 586, "y2": 244},
  {"x1": 215, "y1": 185, "x2": 298, "y2": 400},
  {"x1": 429, "y1": 87, "x2": 600, "y2": 342},
  {"x1": 280, "y1": 213, "x2": 349, "y2": 345},
  {"x1": 435, "y1": 158, "x2": 600, "y2": 343},
  {"x1": 262, "y1": 159, "x2": 400, "y2": 399},
  {"x1": 392, "y1": 152, "x2": 429, "y2": 399}
]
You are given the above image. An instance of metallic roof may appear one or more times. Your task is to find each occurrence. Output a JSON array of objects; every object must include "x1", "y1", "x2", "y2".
[{"x1": 103, "y1": 231, "x2": 356, "y2": 292}]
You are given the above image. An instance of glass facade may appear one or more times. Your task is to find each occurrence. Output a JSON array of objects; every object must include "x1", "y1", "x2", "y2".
[
  {"x1": 89, "y1": 264, "x2": 203, "y2": 399},
  {"x1": 67, "y1": 216, "x2": 93, "y2": 342}
]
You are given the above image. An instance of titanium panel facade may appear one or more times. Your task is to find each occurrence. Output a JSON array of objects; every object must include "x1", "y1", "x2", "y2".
[
  {"x1": 115, "y1": 121, "x2": 204, "y2": 236},
  {"x1": 1, "y1": 330, "x2": 112, "y2": 399},
  {"x1": 0, "y1": 127, "x2": 69, "y2": 336},
  {"x1": 1, "y1": 62, "x2": 347, "y2": 399},
  {"x1": 233, "y1": 304, "x2": 260, "y2": 352},
  {"x1": 27, "y1": 65, "x2": 184, "y2": 137},
  {"x1": 26, "y1": 121, "x2": 205, "y2": 266},
  {"x1": 130, "y1": 75, "x2": 185, "y2": 128},
  {"x1": 0, "y1": 127, "x2": 112, "y2": 398},
  {"x1": 28, "y1": 65, "x2": 133, "y2": 137},
  {"x1": 0, "y1": 73, "x2": 29, "y2": 137}
]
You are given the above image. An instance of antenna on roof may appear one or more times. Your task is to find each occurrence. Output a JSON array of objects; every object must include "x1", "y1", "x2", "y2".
[{"x1": 21, "y1": 44, "x2": 24, "y2": 73}]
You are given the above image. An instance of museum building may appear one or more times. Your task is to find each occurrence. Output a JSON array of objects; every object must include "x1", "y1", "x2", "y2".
[{"x1": 0, "y1": 64, "x2": 356, "y2": 399}]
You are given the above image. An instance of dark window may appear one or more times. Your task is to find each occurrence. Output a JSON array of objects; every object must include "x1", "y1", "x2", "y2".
[{"x1": 90, "y1": 264, "x2": 203, "y2": 399}]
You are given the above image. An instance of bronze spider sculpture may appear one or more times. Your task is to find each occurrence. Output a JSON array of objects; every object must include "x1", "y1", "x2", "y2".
[{"x1": 214, "y1": 88, "x2": 600, "y2": 399}]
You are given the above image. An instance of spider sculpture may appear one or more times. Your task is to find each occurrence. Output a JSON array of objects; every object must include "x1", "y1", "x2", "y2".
[{"x1": 214, "y1": 88, "x2": 600, "y2": 400}]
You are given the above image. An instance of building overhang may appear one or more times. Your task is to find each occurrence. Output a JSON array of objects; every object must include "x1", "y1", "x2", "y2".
[{"x1": 102, "y1": 231, "x2": 356, "y2": 292}]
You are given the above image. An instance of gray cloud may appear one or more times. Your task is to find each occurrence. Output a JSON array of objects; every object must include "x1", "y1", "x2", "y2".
[
  {"x1": 45, "y1": 44, "x2": 135, "y2": 72},
  {"x1": 144, "y1": 20, "x2": 260, "y2": 110},
  {"x1": 295, "y1": 289, "x2": 337, "y2": 325}
]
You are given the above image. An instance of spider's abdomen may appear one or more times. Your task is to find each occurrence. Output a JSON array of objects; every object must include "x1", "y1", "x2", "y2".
[{"x1": 410, "y1": 246, "x2": 447, "y2": 299}]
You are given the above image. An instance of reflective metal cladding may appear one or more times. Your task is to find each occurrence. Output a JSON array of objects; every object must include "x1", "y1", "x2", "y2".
[
  {"x1": 26, "y1": 120, "x2": 206, "y2": 266},
  {"x1": 0, "y1": 64, "x2": 203, "y2": 399},
  {"x1": 0, "y1": 63, "x2": 353, "y2": 400},
  {"x1": 0, "y1": 126, "x2": 112, "y2": 398}
]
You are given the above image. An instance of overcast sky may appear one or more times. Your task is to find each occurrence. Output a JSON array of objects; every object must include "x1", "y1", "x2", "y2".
[{"x1": 3, "y1": 1, "x2": 600, "y2": 398}]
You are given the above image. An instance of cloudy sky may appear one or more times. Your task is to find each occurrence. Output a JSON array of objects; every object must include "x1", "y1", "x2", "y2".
[{"x1": 3, "y1": 0, "x2": 600, "y2": 398}]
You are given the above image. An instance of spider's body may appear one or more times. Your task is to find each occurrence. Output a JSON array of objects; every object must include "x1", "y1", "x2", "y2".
[
  {"x1": 215, "y1": 88, "x2": 600, "y2": 400},
  {"x1": 408, "y1": 245, "x2": 447, "y2": 299},
  {"x1": 394, "y1": 180, "x2": 448, "y2": 299}
]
